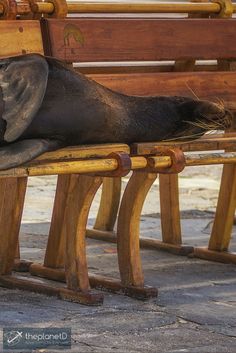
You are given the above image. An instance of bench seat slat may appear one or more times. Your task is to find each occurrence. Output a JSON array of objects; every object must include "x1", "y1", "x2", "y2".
[
  {"x1": 32, "y1": 143, "x2": 130, "y2": 163},
  {"x1": 131, "y1": 134, "x2": 236, "y2": 154}
]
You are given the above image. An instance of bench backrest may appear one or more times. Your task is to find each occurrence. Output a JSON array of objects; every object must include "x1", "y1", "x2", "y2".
[
  {"x1": 42, "y1": 18, "x2": 236, "y2": 62},
  {"x1": 0, "y1": 20, "x2": 43, "y2": 58},
  {"x1": 1, "y1": 18, "x2": 235, "y2": 110},
  {"x1": 41, "y1": 17, "x2": 236, "y2": 109}
]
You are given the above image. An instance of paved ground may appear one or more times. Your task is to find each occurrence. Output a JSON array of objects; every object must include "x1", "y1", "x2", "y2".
[{"x1": 0, "y1": 165, "x2": 236, "y2": 353}]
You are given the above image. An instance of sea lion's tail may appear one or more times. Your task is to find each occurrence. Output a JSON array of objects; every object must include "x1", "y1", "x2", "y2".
[
  {"x1": 0, "y1": 139, "x2": 64, "y2": 171},
  {"x1": 0, "y1": 54, "x2": 48, "y2": 143}
]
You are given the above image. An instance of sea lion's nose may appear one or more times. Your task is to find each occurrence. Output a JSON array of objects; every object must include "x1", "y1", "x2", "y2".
[
  {"x1": 200, "y1": 101, "x2": 233, "y2": 129},
  {"x1": 225, "y1": 110, "x2": 236, "y2": 130},
  {"x1": 217, "y1": 107, "x2": 234, "y2": 129}
]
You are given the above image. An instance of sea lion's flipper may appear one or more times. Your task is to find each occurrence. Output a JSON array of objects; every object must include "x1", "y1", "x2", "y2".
[
  {"x1": 0, "y1": 139, "x2": 63, "y2": 170},
  {"x1": 0, "y1": 54, "x2": 48, "y2": 142}
]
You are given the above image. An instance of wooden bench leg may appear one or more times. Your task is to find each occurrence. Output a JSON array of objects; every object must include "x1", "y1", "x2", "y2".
[
  {"x1": 116, "y1": 171, "x2": 158, "y2": 298},
  {"x1": 4, "y1": 175, "x2": 103, "y2": 305},
  {"x1": 194, "y1": 164, "x2": 236, "y2": 263},
  {"x1": 44, "y1": 176, "x2": 121, "y2": 269},
  {"x1": 160, "y1": 174, "x2": 182, "y2": 244},
  {"x1": 86, "y1": 177, "x2": 121, "y2": 240},
  {"x1": 63, "y1": 175, "x2": 102, "y2": 291},
  {"x1": 87, "y1": 174, "x2": 192, "y2": 256},
  {"x1": 31, "y1": 172, "x2": 157, "y2": 300},
  {"x1": 159, "y1": 174, "x2": 193, "y2": 255},
  {"x1": 14, "y1": 175, "x2": 68, "y2": 272},
  {"x1": 0, "y1": 178, "x2": 27, "y2": 276},
  {"x1": 94, "y1": 177, "x2": 121, "y2": 231},
  {"x1": 30, "y1": 174, "x2": 104, "y2": 305},
  {"x1": 13, "y1": 241, "x2": 33, "y2": 272},
  {"x1": 44, "y1": 175, "x2": 70, "y2": 269}
]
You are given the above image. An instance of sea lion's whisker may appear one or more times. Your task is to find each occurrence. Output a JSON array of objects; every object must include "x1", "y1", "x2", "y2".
[
  {"x1": 201, "y1": 113, "x2": 232, "y2": 129},
  {"x1": 201, "y1": 117, "x2": 225, "y2": 128},
  {"x1": 215, "y1": 97, "x2": 225, "y2": 109},
  {"x1": 205, "y1": 130, "x2": 219, "y2": 136},
  {"x1": 185, "y1": 121, "x2": 221, "y2": 131},
  {"x1": 184, "y1": 119, "x2": 220, "y2": 130},
  {"x1": 161, "y1": 131, "x2": 205, "y2": 142},
  {"x1": 185, "y1": 82, "x2": 200, "y2": 101}
]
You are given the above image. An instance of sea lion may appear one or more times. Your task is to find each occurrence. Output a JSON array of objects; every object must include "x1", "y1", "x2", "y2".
[{"x1": 0, "y1": 54, "x2": 233, "y2": 170}]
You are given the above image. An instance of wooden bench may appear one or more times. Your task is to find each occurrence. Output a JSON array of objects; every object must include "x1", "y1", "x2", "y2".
[
  {"x1": 32, "y1": 12, "x2": 236, "y2": 294},
  {"x1": 1, "y1": 2, "x2": 236, "y2": 304},
  {"x1": 0, "y1": 18, "x2": 154, "y2": 304}
]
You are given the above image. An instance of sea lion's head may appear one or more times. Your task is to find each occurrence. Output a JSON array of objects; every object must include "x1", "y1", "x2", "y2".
[{"x1": 167, "y1": 98, "x2": 234, "y2": 141}]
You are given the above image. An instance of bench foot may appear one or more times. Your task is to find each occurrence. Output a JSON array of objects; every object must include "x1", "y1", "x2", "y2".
[
  {"x1": 13, "y1": 259, "x2": 33, "y2": 272},
  {"x1": 191, "y1": 247, "x2": 236, "y2": 264},
  {"x1": 30, "y1": 263, "x2": 158, "y2": 300},
  {"x1": 0, "y1": 273, "x2": 104, "y2": 305},
  {"x1": 89, "y1": 274, "x2": 158, "y2": 300},
  {"x1": 86, "y1": 229, "x2": 193, "y2": 256}
]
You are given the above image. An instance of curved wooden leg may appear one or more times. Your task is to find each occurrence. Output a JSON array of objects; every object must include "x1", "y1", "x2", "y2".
[
  {"x1": 194, "y1": 164, "x2": 236, "y2": 263},
  {"x1": 44, "y1": 175, "x2": 70, "y2": 268},
  {"x1": 117, "y1": 171, "x2": 158, "y2": 298},
  {"x1": 87, "y1": 173, "x2": 192, "y2": 255},
  {"x1": 55, "y1": 174, "x2": 103, "y2": 303},
  {"x1": 86, "y1": 177, "x2": 121, "y2": 241},
  {"x1": 30, "y1": 174, "x2": 104, "y2": 305},
  {"x1": 30, "y1": 172, "x2": 157, "y2": 300}
]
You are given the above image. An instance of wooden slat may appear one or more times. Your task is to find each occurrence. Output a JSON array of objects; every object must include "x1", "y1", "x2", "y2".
[
  {"x1": 131, "y1": 134, "x2": 236, "y2": 155},
  {"x1": 68, "y1": 2, "x2": 221, "y2": 14},
  {"x1": 34, "y1": 144, "x2": 130, "y2": 163},
  {"x1": 0, "y1": 21, "x2": 43, "y2": 58},
  {"x1": 0, "y1": 274, "x2": 104, "y2": 305},
  {"x1": 193, "y1": 247, "x2": 236, "y2": 264},
  {"x1": 131, "y1": 136, "x2": 236, "y2": 155},
  {"x1": 0, "y1": 155, "x2": 144, "y2": 178},
  {"x1": 86, "y1": 228, "x2": 193, "y2": 255},
  {"x1": 29, "y1": 264, "x2": 157, "y2": 299},
  {"x1": 76, "y1": 64, "x2": 219, "y2": 75},
  {"x1": 88, "y1": 72, "x2": 236, "y2": 106},
  {"x1": 42, "y1": 18, "x2": 236, "y2": 62}
]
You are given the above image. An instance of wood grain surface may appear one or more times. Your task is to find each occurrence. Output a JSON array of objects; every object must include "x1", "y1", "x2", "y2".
[
  {"x1": 0, "y1": 21, "x2": 43, "y2": 58},
  {"x1": 42, "y1": 18, "x2": 236, "y2": 62}
]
